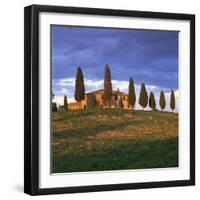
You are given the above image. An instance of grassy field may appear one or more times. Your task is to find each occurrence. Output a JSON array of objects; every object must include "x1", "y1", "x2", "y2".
[{"x1": 52, "y1": 109, "x2": 178, "y2": 173}]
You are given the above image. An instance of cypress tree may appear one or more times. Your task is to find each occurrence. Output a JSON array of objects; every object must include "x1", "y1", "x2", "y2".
[
  {"x1": 159, "y1": 90, "x2": 166, "y2": 111},
  {"x1": 51, "y1": 91, "x2": 57, "y2": 111},
  {"x1": 75, "y1": 67, "x2": 85, "y2": 102},
  {"x1": 118, "y1": 97, "x2": 123, "y2": 108},
  {"x1": 170, "y1": 90, "x2": 175, "y2": 112},
  {"x1": 87, "y1": 93, "x2": 97, "y2": 108},
  {"x1": 64, "y1": 95, "x2": 68, "y2": 111},
  {"x1": 103, "y1": 64, "x2": 112, "y2": 107},
  {"x1": 52, "y1": 91, "x2": 55, "y2": 100},
  {"x1": 86, "y1": 93, "x2": 92, "y2": 109},
  {"x1": 139, "y1": 83, "x2": 148, "y2": 110},
  {"x1": 92, "y1": 94, "x2": 97, "y2": 108},
  {"x1": 149, "y1": 92, "x2": 156, "y2": 110},
  {"x1": 128, "y1": 77, "x2": 136, "y2": 109},
  {"x1": 52, "y1": 103, "x2": 57, "y2": 112}
]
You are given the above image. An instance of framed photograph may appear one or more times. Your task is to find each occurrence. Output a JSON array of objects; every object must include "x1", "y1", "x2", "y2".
[{"x1": 24, "y1": 4, "x2": 195, "y2": 195}]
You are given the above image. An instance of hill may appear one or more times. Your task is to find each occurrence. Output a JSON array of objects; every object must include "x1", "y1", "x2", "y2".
[{"x1": 52, "y1": 109, "x2": 178, "y2": 173}]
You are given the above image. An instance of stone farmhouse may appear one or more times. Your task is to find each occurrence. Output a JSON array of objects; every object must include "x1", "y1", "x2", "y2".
[{"x1": 68, "y1": 88, "x2": 132, "y2": 110}]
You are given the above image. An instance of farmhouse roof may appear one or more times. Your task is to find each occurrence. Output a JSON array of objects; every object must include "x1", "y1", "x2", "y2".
[
  {"x1": 86, "y1": 89, "x2": 127, "y2": 96},
  {"x1": 68, "y1": 102, "x2": 79, "y2": 106}
]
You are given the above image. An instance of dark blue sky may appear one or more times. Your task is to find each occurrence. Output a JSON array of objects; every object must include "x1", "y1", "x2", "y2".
[{"x1": 52, "y1": 25, "x2": 178, "y2": 90}]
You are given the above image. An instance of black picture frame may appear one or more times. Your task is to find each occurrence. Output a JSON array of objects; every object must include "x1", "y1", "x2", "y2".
[{"x1": 24, "y1": 4, "x2": 195, "y2": 196}]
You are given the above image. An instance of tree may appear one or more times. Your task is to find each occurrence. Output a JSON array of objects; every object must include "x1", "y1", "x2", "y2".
[
  {"x1": 128, "y1": 77, "x2": 136, "y2": 109},
  {"x1": 64, "y1": 95, "x2": 68, "y2": 111},
  {"x1": 52, "y1": 91, "x2": 55, "y2": 100},
  {"x1": 159, "y1": 90, "x2": 166, "y2": 111},
  {"x1": 103, "y1": 64, "x2": 112, "y2": 107},
  {"x1": 149, "y1": 92, "x2": 156, "y2": 110},
  {"x1": 51, "y1": 91, "x2": 57, "y2": 111},
  {"x1": 92, "y1": 94, "x2": 98, "y2": 108},
  {"x1": 87, "y1": 93, "x2": 98, "y2": 108},
  {"x1": 118, "y1": 97, "x2": 123, "y2": 108},
  {"x1": 87, "y1": 93, "x2": 92, "y2": 109},
  {"x1": 52, "y1": 102, "x2": 57, "y2": 112},
  {"x1": 139, "y1": 83, "x2": 148, "y2": 110},
  {"x1": 170, "y1": 90, "x2": 175, "y2": 112},
  {"x1": 75, "y1": 67, "x2": 85, "y2": 102}
]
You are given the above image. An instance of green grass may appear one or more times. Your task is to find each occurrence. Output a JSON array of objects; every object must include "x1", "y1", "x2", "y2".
[{"x1": 52, "y1": 109, "x2": 178, "y2": 173}]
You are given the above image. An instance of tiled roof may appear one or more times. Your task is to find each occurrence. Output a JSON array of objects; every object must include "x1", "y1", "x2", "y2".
[
  {"x1": 86, "y1": 89, "x2": 127, "y2": 95},
  {"x1": 68, "y1": 102, "x2": 79, "y2": 106}
]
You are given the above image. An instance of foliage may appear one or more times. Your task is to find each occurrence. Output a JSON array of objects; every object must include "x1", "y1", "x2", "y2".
[
  {"x1": 64, "y1": 95, "x2": 68, "y2": 111},
  {"x1": 128, "y1": 77, "x2": 136, "y2": 109},
  {"x1": 103, "y1": 64, "x2": 112, "y2": 107},
  {"x1": 52, "y1": 102, "x2": 57, "y2": 112},
  {"x1": 92, "y1": 94, "x2": 98, "y2": 108},
  {"x1": 52, "y1": 91, "x2": 55, "y2": 100},
  {"x1": 118, "y1": 97, "x2": 123, "y2": 108},
  {"x1": 87, "y1": 93, "x2": 98, "y2": 108},
  {"x1": 159, "y1": 90, "x2": 166, "y2": 111},
  {"x1": 139, "y1": 83, "x2": 148, "y2": 109},
  {"x1": 149, "y1": 92, "x2": 156, "y2": 110},
  {"x1": 75, "y1": 67, "x2": 85, "y2": 102},
  {"x1": 170, "y1": 90, "x2": 175, "y2": 112}
]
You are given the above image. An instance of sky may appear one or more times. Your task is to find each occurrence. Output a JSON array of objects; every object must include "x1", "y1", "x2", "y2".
[{"x1": 52, "y1": 25, "x2": 179, "y2": 112}]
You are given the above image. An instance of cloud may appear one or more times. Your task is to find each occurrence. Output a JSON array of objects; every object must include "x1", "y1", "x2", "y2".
[
  {"x1": 52, "y1": 26, "x2": 178, "y2": 90},
  {"x1": 53, "y1": 78, "x2": 178, "y2": 112},
  {"x1": 53, "y1": 96, "x2": 74, "y2": 106}
]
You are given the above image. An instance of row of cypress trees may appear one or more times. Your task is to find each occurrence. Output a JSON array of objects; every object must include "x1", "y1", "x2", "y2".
[
  {"x1": 103, "y1": 64, "x2": 176, "y2": 111},
  {"x1": 139, "y1": 83, "x2": 176, "y2": 111},
  {"x1": 61, "y1": 64, "x2": 176, "y2": 112}
]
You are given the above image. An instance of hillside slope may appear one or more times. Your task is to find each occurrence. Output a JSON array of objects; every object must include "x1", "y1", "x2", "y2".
[{"x1": 52, "y1": 109, "x2": 178, "y2": 173}]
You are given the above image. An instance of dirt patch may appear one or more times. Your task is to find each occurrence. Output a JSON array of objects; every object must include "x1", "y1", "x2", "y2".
[
  {"x1": 95, "y1": 124, "x2": 178, "y2": 141},
  {"x1": 52, "y1": 121, "x2": 73, "y2": 132}
]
